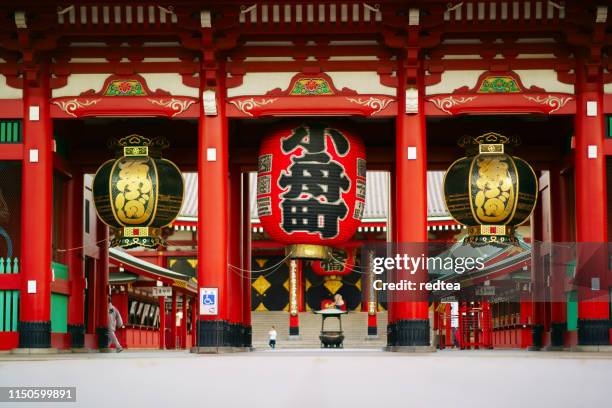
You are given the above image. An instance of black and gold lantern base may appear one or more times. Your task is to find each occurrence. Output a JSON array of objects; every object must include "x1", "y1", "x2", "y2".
[
  {"x1": 112, "y1": 227, "x2": 165, "y2": 249},
  {"x1": 464, "y1": 225, "x2": 517, "y2": 245},
  {"x1": 286, "y1": 244, "x2": 330, "y2": 260}
]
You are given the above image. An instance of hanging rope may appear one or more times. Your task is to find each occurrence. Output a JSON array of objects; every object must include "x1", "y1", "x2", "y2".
[
  {"x1": 55, "y1": 238, "x2": 109, "y2": 253},
  {"x1": 227, "y1": 249, "x2": 295, "y2": 280}
]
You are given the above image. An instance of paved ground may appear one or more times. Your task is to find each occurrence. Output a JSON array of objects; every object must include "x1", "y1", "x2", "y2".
[{"x1": 2, "y1": 349, "x2": 612, "y2": 408}]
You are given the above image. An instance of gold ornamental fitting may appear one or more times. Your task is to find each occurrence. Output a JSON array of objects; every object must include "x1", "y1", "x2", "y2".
[
  {"x1": 479, "y1": 144, "x2": 505, "y2": 154},
  {"x1": 286, "y1": 244, "x2": 330, "y2": 260},
  {"x1": 109, "y1": 134, "x2": 169, "y2": 159},
  {"x1": 368, "y1": 301, "x2": 376, "y2": 315},
  {"x1": 467, "y1": 225, "x2": 515, "y2": 236},
  {"x1": 118, "y1": 227, "x2": 160, "y2": 238},
  {"x1": 458, "y1": 132, "x2": 520, "y2": 155}
]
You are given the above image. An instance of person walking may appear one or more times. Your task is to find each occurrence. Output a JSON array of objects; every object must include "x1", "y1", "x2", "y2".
[
  {"x1": 268, "y1": 325, "x2": 277, "y2": 349},
  {"x1": 108, "y1": 297, "x2": 125, "y2": 352}
]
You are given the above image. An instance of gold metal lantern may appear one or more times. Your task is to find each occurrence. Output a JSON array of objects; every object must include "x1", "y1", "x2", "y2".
[
  {"x1": 92, "y1": 134, "x2": 184, "y2": 249},
  {"x1": 443, "y1": 132, "x2": 538, "y2": 245}
]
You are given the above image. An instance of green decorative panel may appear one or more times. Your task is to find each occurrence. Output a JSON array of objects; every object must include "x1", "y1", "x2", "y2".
[
  {"x1": 567, "y1": 291, "x2": 578, "y2": 331},
  {"x1": 52, "y1": 262, "x2": 68, "y2": 280},
  {"x1": 51, "y1": 293, "x2": 68, "y2": 333},
  {"x1": 290, "y1": 78, "x2": 333, "y2": 95},
  {"x1": 104, "y1": 79, "x2": 147, "y2": 96},
  {"x1": 0, "y1": 121, "x2": 21, "y2": 143},
  {"x1": 0, "y1": 256, "x2": 19, "y2": 332},
  {"x1": 50, "y1": 262, "x2": 69, "y2": 333},
  {"x1": 477, "y1": 76, "x2": 521, "y2": 93}
]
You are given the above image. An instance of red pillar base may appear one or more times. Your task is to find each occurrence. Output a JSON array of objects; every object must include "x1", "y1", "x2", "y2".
[
  {"x1": 195, "y1": 320, "x2": 233, "y2": 347},
  {"x1": 67, "y1": 324, "x2": 86, "y2": 349},
  {"x1": 18, "y1": 322, "x2": 52, "y2": 348},
  {"x1": 289, "y1": 314, "x2": 299, "y2": 336},
  {"x1": 367, "y1": 314, "x2": 377, "y2": 336},
  {"x1": 387, "y1": 319, "x2": 430, "y2": 347},
  {"x1": 578, "y1": 319, "x2": 612, "y2": 346}
]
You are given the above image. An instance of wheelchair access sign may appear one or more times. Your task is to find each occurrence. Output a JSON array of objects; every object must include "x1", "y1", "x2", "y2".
[{"x1": 200, "y1": 288, "x2": 218, "y2": 315}]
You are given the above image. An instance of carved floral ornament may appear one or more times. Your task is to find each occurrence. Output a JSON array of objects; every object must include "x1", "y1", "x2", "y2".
[
  {"x1": 52, "y1": 98, "x2": 102, "y2": 117},
  {"x1": 522, "y1": 95, "x2": 572, "y2": 114},
  {"x1": 429, "y1": 96, "x2": 478, "y2": 115},
  {"x1": 229, "y1": 98, "x2": 278, "y2": 117},
  {"x1": 227, "y1": 73, "x2": 396, "y2": 117},
  {"x1": 50, "y1": 74, "x2": 198, "y2": 118},
  {"x1": 426, "y1": 71, "x2": 574, "y2": 115},
  {"x1": 345, "y1": 97, "x2": 394, "y2": 114}
]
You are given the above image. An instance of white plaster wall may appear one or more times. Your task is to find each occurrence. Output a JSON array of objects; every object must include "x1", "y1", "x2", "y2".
[
  {"x1": 52, "y1": 74, "x2": 110, "y2": 98},
  {"x1": 227, "y1": 72, "x2": 298, "y2": 98},
  {"x1": 514, "y1": 70, "x2": 574, "y2": 93},
  {"x1": 425, "y1": 70, "x2": 484, "y2": 95},
  {"x1": 139, "y1": 73, "x2": 198, "y2": 97},
  {"x1": 327, "y1": 71, "x2": 395, "y2": 95},
  {"x1": 0, "y1": 74, "x2": 22, "y2": 99}
]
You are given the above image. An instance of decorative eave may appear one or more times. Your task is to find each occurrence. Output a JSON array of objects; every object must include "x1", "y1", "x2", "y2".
[
  {"x1": 108, "y1": 247, "x2": 198, "y2": 293},
  {"x1": 425, "y1": 71, "x2": 575, "y2": 116},
  {"x1": 227, "y1": 72, "x2": 396, "y2": 117},
  {"x1": 50, "y1": 74, "x2": 199, "y2": 118}
]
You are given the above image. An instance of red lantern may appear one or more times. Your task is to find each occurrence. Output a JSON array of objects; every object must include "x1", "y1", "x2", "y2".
[
  {"x1": 257, "y1": 123, "x2": 366, "y2": 259},
  {"x1": 311, "y1": 247, "x2": 356, "y2": 276}
]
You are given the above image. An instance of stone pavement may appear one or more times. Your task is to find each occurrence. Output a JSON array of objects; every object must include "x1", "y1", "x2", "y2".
[{"x1": 1, "y1": 349, "x2": 612, "y2": 408}]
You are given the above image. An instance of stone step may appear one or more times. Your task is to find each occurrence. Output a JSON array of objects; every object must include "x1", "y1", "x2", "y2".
[{"x1": 251, "y1": 311, "x2": 388, "y2": 349}]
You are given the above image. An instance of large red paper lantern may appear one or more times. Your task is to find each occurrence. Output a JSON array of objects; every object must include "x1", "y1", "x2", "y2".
[{"x1": 257, "y1": 123, "x2": 366, "y2": 259}]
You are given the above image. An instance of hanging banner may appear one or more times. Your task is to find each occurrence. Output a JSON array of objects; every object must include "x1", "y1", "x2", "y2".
[{"x1": 199, "y1": 287, "x2": 218, "y2": 315}]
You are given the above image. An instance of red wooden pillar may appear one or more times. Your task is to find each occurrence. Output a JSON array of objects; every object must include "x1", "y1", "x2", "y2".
[
  {"x1": 191, "y1": 296, "x2": 197, "y2": 347},
  {"x1": 549, "y1": 167, "x2": 569, "y2": 347},
  {"x1": 18, "y1": 68, "x2": 53, "y2": 349},
  {"x1": 158, "y1": 295, "x2": 166, "y2": 350},
  {"x1": 170, "y1": 290, "x2": 177, "y2": 349},
  {"x1": 196, "y1": 65, "x2": 230, "y2": 349},
  {"x1": 228, "y1": 164, "x2": 243, "y2": 347},
  {"x1": 181, "y1": 292, "x2": 188, "y2": 349},
  {"x1": 391, "y1": 58, "x2": 429, "y2": 348},
  {"x1": 66, "y1": 172, "x2": 86, "y2": 348},
  {"x1": 444, "y1": 303, "x2": 452, "y2": 348},
  {"x1": 95, "y1": 220, "x2": 109, "y2": 349},
  {"x1": 387, "y1": 170, "x2": 397, "y2": 336},
  {"x1": 242, "y1": 172, "x2": 252, "y2": 347},
  {"x1": 530, "y1": 177, "x2": 546, "y2": 350},
  {"x1": 574, "y1": 60, "x2": 610, "y2": 346}
]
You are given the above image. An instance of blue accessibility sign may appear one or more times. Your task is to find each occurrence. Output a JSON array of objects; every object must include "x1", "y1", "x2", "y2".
[{"x1": 199, "y1": 288, "x2": 218, "y2": 315}]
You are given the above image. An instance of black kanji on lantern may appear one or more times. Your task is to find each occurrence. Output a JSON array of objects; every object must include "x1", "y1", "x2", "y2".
[
  {"x1": 278, "y1": 124, "x2": 351, "y2": 239},
  {"x1": 281, "y1": 198, "x2": 348, "y2": 238},
  {"x1": 281, "y1": 124, "x2": 349, "y2": 156},
  {"x1": 279, "y1": 159, "x2": 349, "y2": 202}
]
